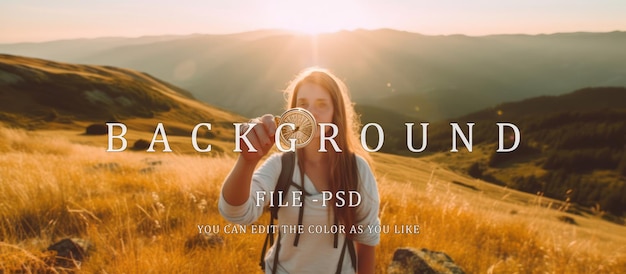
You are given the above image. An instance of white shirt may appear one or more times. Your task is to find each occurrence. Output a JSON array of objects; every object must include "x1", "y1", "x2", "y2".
[{"x1": 219, "y1": 153, "x2": 381, "y2": 274}]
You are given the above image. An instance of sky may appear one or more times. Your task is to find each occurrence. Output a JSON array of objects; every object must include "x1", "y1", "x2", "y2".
[{"x1": 1, "y1": 0, "x2": 625, "y2": 43}]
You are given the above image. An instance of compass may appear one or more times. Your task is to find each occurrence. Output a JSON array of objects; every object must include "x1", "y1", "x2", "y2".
[{"x1": 274, "y1": 108, "x2": 317, "y2": 149}]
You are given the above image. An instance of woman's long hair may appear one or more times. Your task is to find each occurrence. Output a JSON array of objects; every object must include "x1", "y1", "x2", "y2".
[{"x1": 284, "y1": 67, "x2": 370, "y2": 238}]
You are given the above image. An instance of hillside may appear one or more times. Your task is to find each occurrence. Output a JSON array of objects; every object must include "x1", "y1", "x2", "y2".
[
  {"x1": 0, "y1": 54, "x2": 624, "y2": 272},
  {"x1": 0, "y1": 54, "x2": 243, "y2": 139},
  {"x1": 1, "y1": 125, "x2": 625, "y2": 273},
  {"x1": 395, "y1": 87, "x2": 626, "y2": 218},
  {"x1": 2, "y1": 30, "x2": 626, "y2": 120}
]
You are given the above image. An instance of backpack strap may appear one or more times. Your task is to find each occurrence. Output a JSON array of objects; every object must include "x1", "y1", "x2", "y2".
[
  {"x1": 335, "y1": 153, "x2": 359, "y2": 273},
  {"x1": 335, "y1": 237, "x2": 357, "y2": 274},
  {"x1": 260, "y1": 151, "x2": 359, "y2": 273},
  {"x1": 260, "y1": 152, "x2": 295, "y2": 272}
]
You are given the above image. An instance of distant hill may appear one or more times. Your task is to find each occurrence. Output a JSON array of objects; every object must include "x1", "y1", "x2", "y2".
[
  {"x1": 1, "y1": 30, "x2": 625, "y2": 119},
  {"x1": 0, "y1": 54, "x2": 243, "y2": 136},
  {"x1": 400, "y1": 87, "x2": 626, "y2": 218}
]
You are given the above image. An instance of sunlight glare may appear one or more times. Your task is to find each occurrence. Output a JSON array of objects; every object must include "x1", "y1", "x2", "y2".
[{"x1": 265, "y1": 0, "x2": 366, "y2": 35}]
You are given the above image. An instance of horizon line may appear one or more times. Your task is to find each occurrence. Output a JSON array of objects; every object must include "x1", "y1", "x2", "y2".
[{"x1": 1, "y1": 28, "x2": 625, "y2": 44}]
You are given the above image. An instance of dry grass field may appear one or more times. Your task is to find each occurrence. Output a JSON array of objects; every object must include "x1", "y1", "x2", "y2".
[{"x1": 1, "y1": 125, "x2": 625, "y2": 273}]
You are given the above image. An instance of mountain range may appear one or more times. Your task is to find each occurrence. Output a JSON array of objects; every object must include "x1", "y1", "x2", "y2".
[
  {"x1": 2, "y1": 29, "x2": 625, "y2": 120},
  {"x1": 1, "y1": 37, "x2": 624, "y2": 218}
]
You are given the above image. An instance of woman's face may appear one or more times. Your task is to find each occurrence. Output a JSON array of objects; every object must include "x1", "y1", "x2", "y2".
[{"x1": 296, "y1": 82, "x2": 334, "y2": 135}]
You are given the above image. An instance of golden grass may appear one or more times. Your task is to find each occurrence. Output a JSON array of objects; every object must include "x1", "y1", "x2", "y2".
[{"x1": 1, "y1": 126, "x2": 625, "y2": 273}]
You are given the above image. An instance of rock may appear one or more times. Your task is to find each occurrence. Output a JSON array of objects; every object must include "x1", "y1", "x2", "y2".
[
  {"x1": 85, "y1": 124, "x2": 108, "y2": 135},
  {"x1": 133, "y1": 139, "x2": 151, "y2": 150},
  {"x1": 557, "y1": 215, "x2": 577, "y2": 225},
  {"x1": 184, "y1": 233, "x2": 225, "y2": 252},
  {"x1": 388, "y1": 247, "x2": 464, "y2": 274},
  {"x1": 47, "y1": 238, "x2": 92, "y2": 268}
]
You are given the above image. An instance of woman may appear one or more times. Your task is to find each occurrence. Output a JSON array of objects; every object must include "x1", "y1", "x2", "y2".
[{"x1": 219, "y1": 68, "x2": 380, "y2": 274}]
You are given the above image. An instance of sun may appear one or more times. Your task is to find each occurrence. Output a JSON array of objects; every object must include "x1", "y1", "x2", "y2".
[
  {"x1": 264, "y1": 0, "x2": 367, "y2": 35},
  {"x1": 289, "y1": 22, "x2": 346, "y2": 35}
]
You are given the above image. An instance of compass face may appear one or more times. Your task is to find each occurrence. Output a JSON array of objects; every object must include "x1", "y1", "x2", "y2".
[{"x1": 277, "y1": 108, "x2": 317, "y2": 148}]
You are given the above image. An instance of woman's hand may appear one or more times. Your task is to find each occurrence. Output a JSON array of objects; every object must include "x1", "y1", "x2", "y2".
[
  {"x1": 239, "y1": 114, "x2": 277, "y2": 163},
  {"x1": 222, "y1": 114, "x2": 277, "y2": 206}
]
